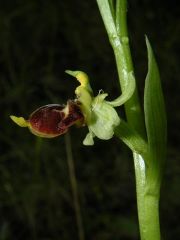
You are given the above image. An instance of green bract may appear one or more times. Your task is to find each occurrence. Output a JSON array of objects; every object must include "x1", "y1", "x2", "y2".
[{"x1": 66, "y1": 70, "x2": 135, "y2": 145}]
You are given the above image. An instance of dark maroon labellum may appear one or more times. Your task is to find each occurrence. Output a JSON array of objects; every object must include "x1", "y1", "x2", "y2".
[{"x1": 29, "y1": 100, "x2": 84, "y2": 137}]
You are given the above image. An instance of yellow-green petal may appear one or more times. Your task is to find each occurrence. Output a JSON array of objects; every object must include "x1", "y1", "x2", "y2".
[
  {"x1": 65, "y1": 70, "x2": 93, "y2": 123},
  {"x1": 65, "y1": 70, "x2": 89, "y2": 87}
]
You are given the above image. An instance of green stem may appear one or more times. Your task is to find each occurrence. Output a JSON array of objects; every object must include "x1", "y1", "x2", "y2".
[
  {"x1": 134, "y1": 153, "x2": 161, "y2": 240},
  {"x1": 133, "y1": 153, "x2": 146, "y2": 238},
  {"x1": 65, "y1": 132, "x2": 85, "y2": 240},
  {"x1": 115, "y1": 120, "x2": 147, "y2": 154},
  {"x1": 96, "y1": 1, "x2": 161, "y2": 239}
]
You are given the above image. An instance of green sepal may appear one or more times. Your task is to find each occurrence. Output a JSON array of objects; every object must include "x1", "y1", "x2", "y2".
[
  {"x1": 144, "y1": 37, "x2": 167, "y2": 192},
  {"x1": 83, "y1": 93, "x2": 120, "y2": 145},
  {"x1": 83, "y1": 131, "x2": 95, "y2": 146}
]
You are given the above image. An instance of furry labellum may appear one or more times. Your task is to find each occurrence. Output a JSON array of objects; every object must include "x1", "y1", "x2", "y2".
[{"x1": 10, "y1": 100, "x2": 84, "y2": 138}]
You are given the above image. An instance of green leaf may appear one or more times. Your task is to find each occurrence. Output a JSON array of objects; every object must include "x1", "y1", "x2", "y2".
[{"x1": 144, "y1": 37, "x2": 167, "y2": 189}]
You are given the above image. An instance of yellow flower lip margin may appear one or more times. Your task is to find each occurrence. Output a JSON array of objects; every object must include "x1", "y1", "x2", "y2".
[{"x1": 10, "y1": 116, "x2": 29, "y2": 127}]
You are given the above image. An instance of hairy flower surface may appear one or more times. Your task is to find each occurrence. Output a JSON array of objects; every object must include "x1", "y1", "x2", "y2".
[{"x1": 11, "y1": 100, "x2": 84, "y2": 138}]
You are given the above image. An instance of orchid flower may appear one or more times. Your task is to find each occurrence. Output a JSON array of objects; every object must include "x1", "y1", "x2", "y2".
[{"x1": 11, "y1": 70, "x2": 135, "y2": 145}]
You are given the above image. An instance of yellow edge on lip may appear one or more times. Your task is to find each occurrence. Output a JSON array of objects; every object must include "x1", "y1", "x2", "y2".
[
  {"x1": 10, "y1": 115, "x2": 29, "y2": 127},
  {"x1": 29, "y1": 125, "x2": 61, "y2": 138}
]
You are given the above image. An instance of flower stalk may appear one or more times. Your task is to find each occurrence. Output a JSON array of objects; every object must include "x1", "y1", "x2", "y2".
[
  {"x1": 65, "y1": 132, "x2": 85, "y2": 240},
  {"x1": 96, "y1": 0, "x2": 166, "y2": 240}
]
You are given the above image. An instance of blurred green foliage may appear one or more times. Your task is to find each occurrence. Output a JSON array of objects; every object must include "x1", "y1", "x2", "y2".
[{"x1": 0, "y1": 0, "x2": 179, "y2": 239}]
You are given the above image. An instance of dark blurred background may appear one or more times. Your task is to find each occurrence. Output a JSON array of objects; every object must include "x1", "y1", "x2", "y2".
[{"x1": 0, "y1": 0, "x2": 179, "y2": 239}]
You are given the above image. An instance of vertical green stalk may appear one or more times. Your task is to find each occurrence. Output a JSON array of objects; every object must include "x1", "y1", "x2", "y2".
[
  {"x1": 97, "y1": 0, "x2": 145, "y2": 135},
  {"x1": 65, "y1": 132, "x2": 85, "y2": 240},
  {"x1": 96, "y1": 1, "x2": 166, "y2": 240}
]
